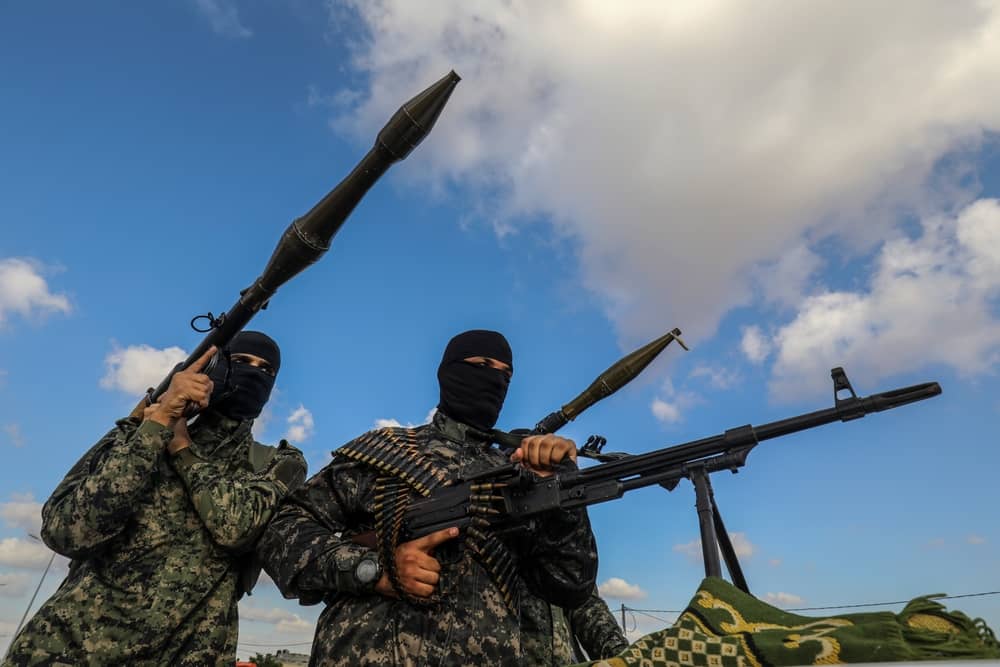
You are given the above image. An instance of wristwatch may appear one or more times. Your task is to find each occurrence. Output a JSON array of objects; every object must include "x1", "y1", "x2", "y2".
[{"x1": 354, "y1": 554, "x2": 382, "y2": 587}]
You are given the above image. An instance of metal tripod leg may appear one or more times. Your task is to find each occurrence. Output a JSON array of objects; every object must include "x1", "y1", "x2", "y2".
[{"x1": 689, "y1": 466, "x2": 750, "y2": 594}]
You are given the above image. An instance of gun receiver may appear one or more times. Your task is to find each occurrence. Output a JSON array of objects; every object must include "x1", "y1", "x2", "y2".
[{"x1": 400, "y1": 369, "x2": 941, "y2": 547}]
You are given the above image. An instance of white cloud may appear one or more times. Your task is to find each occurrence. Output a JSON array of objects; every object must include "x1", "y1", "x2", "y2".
[
  {"x1": 329, "y1": 1, "x2": 1000, "y2": 349},
  {"x1": 651, "y1": 398, "x2": 682, "y2": 424},
  {"x1": 373, "y1": 408, "x2": 436, "y2": 430},
  {"x1": 765, "y1": 591, "x2": 804, "y2": 608},
  {"x1": 100, "y1": 343, "x2": 188, "y2": 395},
  {"x1": 240, "y1": 605, "x2": 301, "y2": 624},
  {"x1": 0, "y1": 537, "x2": 65, "y2": 570},
  {"x1": 1, "y1": 494, "x2": 43, "y2": 535},
  {"x1": 194, "y1": 0, "x2": 252, "y2": 38},
  {"x1": 673, "y1": 532, "x2": 755, "y2": 562},
  {"x1": 967, "y1": 534, "x2": 986, "y2": 545},
  {"x1": 276, "y1": 616, "x2": 315, "y2": 633},
  {"x1": 673, "y1": 539, "x2": 702, "y2": 561},
  {"x1": 3, "y1": 424, "x2": 25, "y2": 448},
  {"x1": 651, "y1": 379, "x2": 699, "y2": 424},
  {"x1": 755, "y1": 245, "x2": 824, "y2": 309},
  {"x1": 598, "y1": 577, "x2": 647, "y2": 600},
  {"x1": 769, "y1": 199, "x2": 1000, "y2": 400},
  {"x1": 688, "y1": 365, "x2": 740, "y2": 390},
  {"x1": 240, "y1": 604, "x2": 315, "y2": 634},
  {"x1": 0, "y1": 572, "x2": 30, "y2": 597},
  {"x1": 0, "y1": 258, "x2": 71, "y2": 327},
  {"x1": 740, "y1": 326, "x2": 772, "y2": 365},
  {"x1": 283, "y1": 405, "x2": 315, "y2": 443},
  {"x1": 252, "y1": 403, "x2": 272, "y2": 440},
  {"x1": 307, "y1": 84, "x2": 360, "y2": 110},
  {"x1": 728, "y1": 532, "x2": 754, "y2": 558}
]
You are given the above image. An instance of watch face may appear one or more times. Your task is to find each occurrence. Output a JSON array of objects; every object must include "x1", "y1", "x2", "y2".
[{"x1": 356, "y1": 559, "x2": 380, "y2": 584}]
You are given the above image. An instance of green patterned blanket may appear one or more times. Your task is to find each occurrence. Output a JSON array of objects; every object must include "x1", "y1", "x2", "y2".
[{"x1": 575, "y1": 577, "x2": 999, "y2": 666}]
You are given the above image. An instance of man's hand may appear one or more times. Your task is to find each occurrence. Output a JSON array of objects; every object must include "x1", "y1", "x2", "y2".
[
  {"x1": 145, "y1": 347, "x2": 216, "y2": 429},
  {"x1": 142, "y1": 405, "x2": 194, "y2": 454},
  {"x1": 510, "y1": 434, "x2": 577, "y2": 477},
  {"x1": 374, "y1": 526, "x2": 459, "y2": 599},
  {"x1": 166, "y1": 419, "x2": 193, "y2": 455}
]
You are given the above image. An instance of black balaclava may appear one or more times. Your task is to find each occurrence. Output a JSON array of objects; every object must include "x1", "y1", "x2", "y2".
[
  {"x1": 436, "y1": 330, "x2": 513, "y2": 431},
  {"x1": 206, "y1": 331, "x2": 280, "y2": 421}
]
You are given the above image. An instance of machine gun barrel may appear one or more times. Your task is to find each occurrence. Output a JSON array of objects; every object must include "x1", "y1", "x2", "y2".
[
  {"x1": 143, "y1": 71, "x2": 460, "y2": 406},
  {"x1": 571, "y1": 372, "x2": 942, "y2": 491}
]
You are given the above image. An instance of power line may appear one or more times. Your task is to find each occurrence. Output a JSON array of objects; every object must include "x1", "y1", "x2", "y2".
[
  {"x1": 622, "y1": 590, "x2": 1000, "y2": 615},
  {"x1": 240, "y1": 641, "x2": 313, "y2": 648},
  {"x1": 786, "y1": 590, "x2": 1000, "y2": 612},
  {"x1": 629, "y1": 609, "x2": 676, "y2": 625}
]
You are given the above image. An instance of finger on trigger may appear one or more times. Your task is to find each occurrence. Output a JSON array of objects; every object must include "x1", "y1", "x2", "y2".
[{"x1": 413, "y1": 526, "x2": 458, "y2": 552}]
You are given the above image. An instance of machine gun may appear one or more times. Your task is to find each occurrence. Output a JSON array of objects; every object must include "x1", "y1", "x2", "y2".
[
  {"x1": 394, "y1": 368, "x2": 941, "y2": 594},
  {"x1": 129, "y1": 70, "x2": 460, "y2": 416}
]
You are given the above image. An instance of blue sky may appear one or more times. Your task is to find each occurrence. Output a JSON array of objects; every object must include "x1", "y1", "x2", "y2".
[{"x1": 2, "y1": 1, "x2": 1000, "y2": 659}]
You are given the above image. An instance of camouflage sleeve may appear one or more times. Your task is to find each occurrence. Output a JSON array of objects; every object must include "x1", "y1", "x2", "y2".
[
  {"x1": 170, "y1": 442, "x2": 307, "y2": 553},
  {"x1": 256, "y1": 458, "x2": 380, "y2": 605},
  {"x1": 41, "y1": 418, "x2": 169, "y2": 558},
  {"x1": 519, "y1": 507, "x2": 599, "y2": 609},
  {"x1": 567, "y1": 586, "x2": 629, "y2": 659}
]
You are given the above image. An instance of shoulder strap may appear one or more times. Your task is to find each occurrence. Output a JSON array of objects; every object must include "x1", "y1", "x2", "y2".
[
  {"x1": 247, "y1": 440, "x2": 278, "y2": 473},
  {"x1": 237, "y1": 440, "x2": 279, "y2": 599}
]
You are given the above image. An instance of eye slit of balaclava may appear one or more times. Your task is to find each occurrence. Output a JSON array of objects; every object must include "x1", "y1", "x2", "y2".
[
  {"x1": 208, "y1": 331, "x2": 280, "y2": 421},
  {"x1": 436, "y1": 330, "x2": 512, "y2": 431}
]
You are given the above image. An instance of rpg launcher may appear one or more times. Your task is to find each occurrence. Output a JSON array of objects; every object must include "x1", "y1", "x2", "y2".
[
  {"x1": 399, "y1": 368, "x2": 941, "y2": 594},
  {"x1": 489, "y1": 328, "x2": 688, "y2": 449},
  {"x1": 129, "y1": 71, "x2": 460, "y2": 418}
]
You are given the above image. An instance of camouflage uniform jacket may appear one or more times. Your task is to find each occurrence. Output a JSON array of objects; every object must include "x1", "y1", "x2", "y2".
[
  {"x1": 4, "y1": 411, "x2": 306, "y2": 667},
  {"x1": 520, "y1": 585, "x2": 629, "y2": 665},
  {"x1": 257, "y1": 411, "x2": 598, "y2": 666}
]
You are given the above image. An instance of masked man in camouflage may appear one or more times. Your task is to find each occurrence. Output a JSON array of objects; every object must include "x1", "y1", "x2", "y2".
[
  {"x1": 521, "y1": 585, "x2": 630, "y2": 664},
  {"x1": 258, "y1": 329, "x2": 598, "y2": 666},
  {"x1": 5, "y1": 332, "x2": 306, "y2": 667}
]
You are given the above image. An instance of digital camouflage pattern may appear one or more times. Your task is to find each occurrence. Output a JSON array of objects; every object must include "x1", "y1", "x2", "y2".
[
  {"x1": 521, "y1": 586, "x2": 629, "y2": 665},
  {"x1": 4, "y1": 410, "x2": 306, "y2": 667},
  {"x1": 566, "y1": 588, "x2": 630, "y2": 660},
  {"x1": 257, "y1": 410, "x2": 598, "y2": 667}
]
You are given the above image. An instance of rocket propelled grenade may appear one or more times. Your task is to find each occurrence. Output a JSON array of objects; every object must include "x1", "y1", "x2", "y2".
[
  {"x1": 142, "y1": 71, "x2": 461, "y2": 407},
  {"x1": 561, "y1": 327, "x2": 688, "y2": 422},
  {"x1": 491, "y1": 327, "x2": 688, "y2": 448}
]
